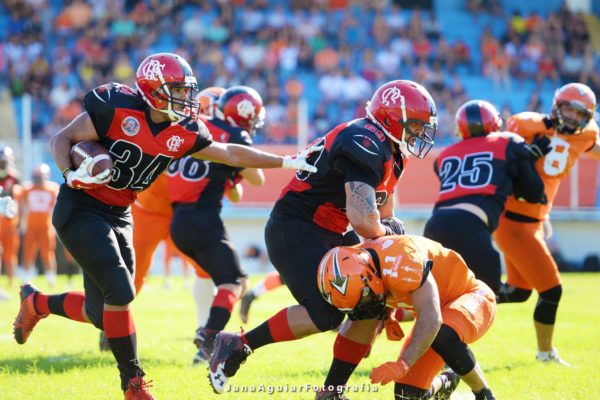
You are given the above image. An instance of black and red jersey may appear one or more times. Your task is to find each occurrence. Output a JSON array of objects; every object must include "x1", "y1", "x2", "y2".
[
  {"x1": 433, "y1": 131, "x2": 543, "y2": 230},
  {"x1": 81, "y1": 82, "x2": 212, "y2": 207},
  {"x1": 274, "y1": 118, "x2": 405, "y2": 234},
  {"x1": 167, "y1": 117, "x2": 251, "y2": 208}
]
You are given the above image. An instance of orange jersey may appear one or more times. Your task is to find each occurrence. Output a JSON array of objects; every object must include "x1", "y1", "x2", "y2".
[
  {"x1": 133, "y1": 172, "x2": 172, "y2": 216},
  {"x1": 504, "y1": 112, "x2": 599, "y2": 219},
  {"x1": 361, "y1": 235, "x2": 477, "y2": 313},
  {"x1": 21, "y1": 182, "x2": 59, "y2": 226}
]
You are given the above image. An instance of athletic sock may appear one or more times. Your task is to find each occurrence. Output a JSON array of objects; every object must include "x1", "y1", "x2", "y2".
[
  {"x1": 34, "y1": 291, "x2": 86, "y2": 322},
  {"x1": 242, "y1": 307, "x2": 296, "y2": 350}
]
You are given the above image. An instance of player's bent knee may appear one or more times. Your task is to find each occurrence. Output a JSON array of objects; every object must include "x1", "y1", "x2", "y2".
[
  {"x1": 496, "y1": 283, "x2": 532, "y2": 303},
  {"x1": 86, "y1": 302, "x2": 104, "y2": 330},
  {"x1": 431, "y1": 325, "x2": 476, "y2": 376},
  {"x1": 103, "y1": 268, "x2": 136, "y2": 306},
  {"x1": 307, "y1": 304, "x2": 345, "y2": 332},
  {"x1": 394, "y1": 383, "x2": 432, "y2": 399},
  {"x1": 534, "y1": 285, "x2": 562, "y2": 325}
]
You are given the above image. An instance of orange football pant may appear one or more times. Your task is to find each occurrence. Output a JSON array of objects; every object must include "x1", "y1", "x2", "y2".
[
  {"x1": 493, "y1": 215, "x2": 561, "y2": 293},
  {"x1": 22, "y1": 222, "x2": 56, "y2": 266}
]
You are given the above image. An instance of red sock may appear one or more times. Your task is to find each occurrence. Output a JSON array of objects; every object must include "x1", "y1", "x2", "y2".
[
  {"x1": 103, "y1": 309, "x2": 136, "y2": 339},
  {"x1": 243, "y1": 307, "x2": 297, "y2": 351},
  {"x1": 103, "y1": 309, "x2": 140, "y2": 390},
  {"x1": 34, "y1": 291, "x2": 86, "y2": 322},
  {"x1": 333, "y1": 334, "x2": 371, "y2": 364},
  {"x1": 204, "y1": 288, "x2": 236, "y2": 332}
]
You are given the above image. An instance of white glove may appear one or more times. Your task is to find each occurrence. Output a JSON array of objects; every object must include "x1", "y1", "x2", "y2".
[
  {"x1": 0, "y1": 196, "x2": 16, "y2": 218},
  {"x1": 282, "y1": 144, "x2": 323, "y2": 173},
  {"x1": 66, "y1": 157, "x2": 112, "y2": 189}
]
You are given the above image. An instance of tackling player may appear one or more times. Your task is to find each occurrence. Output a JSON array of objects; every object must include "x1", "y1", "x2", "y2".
[
  {"x1": 493, "y1": 83, "x2": 600, "y2": 364},
  {"x1": 317, "y1": 235, "x2": 497, "y2": 400},
  {"x1": 0, "y1": 146, "x2": 21, "y2": 290},
  {"x1": 208, "y1": 80, "x2": 437, "y2": 395},
  {"x1": 12, "y1": 52, "x2": 320, "y2": 400},
  {"x1": 167, "y1": 85, "x2": 266, "y2": 364},
  {"x1": 424, "y1": 100, "x2": 546, "y2": 293}
]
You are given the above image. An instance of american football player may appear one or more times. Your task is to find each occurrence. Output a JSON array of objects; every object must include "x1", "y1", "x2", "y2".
[
  {"x1": 424, "y1": 100, "x2": 545, "y2": 293},
  {"x1": 208, "y1": 80, "x2": 436, "y2": 395},
  {"x1": 168, "y1": 85, "x2": 266, "y2": 364},
  {"x1": 493, "y1": 82, "x2": 600, "y2": 365},
  {"x1": 0, "y1": 146, "x2": 21, "y2": 290},
  {"x1": 12, "y1": 52, "x2": 321, "y2": 400},
  {"x1": 317, "y1": 235, "x2": 497, "y2": 400}
]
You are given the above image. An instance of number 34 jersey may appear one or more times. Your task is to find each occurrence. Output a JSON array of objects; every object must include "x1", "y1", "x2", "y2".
[
  {"x1": 504, "y1": 112, "x2": 599, "y2": 220},
  {"x1": 433, "y1": 131, "x2": 535, "y2": 230},
  {"x1": 82, "y1": 83, "x2": 213, "y2": 207}
]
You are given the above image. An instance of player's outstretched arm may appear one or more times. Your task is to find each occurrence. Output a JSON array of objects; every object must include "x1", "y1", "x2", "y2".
[
  {"x1": 192, "y1": 142, "x2": 320, "y2": 172},
  {"x1": 345, "y1": 181, "x2": 387, "y2": 239},
  {"x1": 50, "y1": 112, "x2": 101, "y2": 174}
]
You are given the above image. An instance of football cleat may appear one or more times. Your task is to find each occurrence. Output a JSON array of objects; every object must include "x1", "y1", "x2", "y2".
[
  {"x1": 239, "y1": 292, "x2": 256, "y2": 324},
  {"x1": 433, "y1": 369, "x2": 460, "y2": 399},
  {"x1": 192, "y1": 327, "x2": 217, "y2": 365},
  {"x1": 124, "y1": 371, "x2": 155, "y2": 400},
  {"x1": 99, "y1": 331, "x2": 111, "y2": 352},
  {"x1": 314, "y1": 389, "x2": 350, "y2": 400},
  {"x1": 13, "y1": 284, "x2": 47, "y2": 344},
  {"x1": 536, "y1": 348, "x2": 571, "y2": 367},
  {"x1": 208, "y1": 332, "x2": 252, "y2": 394}
]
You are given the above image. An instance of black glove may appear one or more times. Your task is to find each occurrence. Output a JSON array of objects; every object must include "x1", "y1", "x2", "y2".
[
  {"x1": 341, "y1": 230, "x2": 361, "y2": 246},
  {"x1": 528, "y1": 134, "x2": 552, "y2": 159},
  {"x1": 381, "y1": 216, "x2": 406, "y2": 236}
]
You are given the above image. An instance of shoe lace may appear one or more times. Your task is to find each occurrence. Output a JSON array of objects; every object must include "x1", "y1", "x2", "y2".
[{"x1": 129, "y1": 375, "x2": 154, "y2": 392}]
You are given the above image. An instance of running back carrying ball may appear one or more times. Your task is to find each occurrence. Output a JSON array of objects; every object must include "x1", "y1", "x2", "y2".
[{"x1": 70, "y1": 141, "x2": 113, "y2": 176}]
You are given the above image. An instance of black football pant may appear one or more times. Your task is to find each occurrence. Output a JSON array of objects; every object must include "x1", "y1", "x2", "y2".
[
  {"x1": 52, "y1": 185, "x2": 136, "y2": 330},
  {"x1": 265, "y1": 211, "x2": 345, "y2": 332},
  {"x1": 424, "y1": 208, "x2": 501, "y2": 293},
  {"x1": 170, "y1": 205, "x2": 246, "y2": 285}
]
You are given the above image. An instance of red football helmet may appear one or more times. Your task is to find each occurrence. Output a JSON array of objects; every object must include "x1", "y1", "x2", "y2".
[
  {"x1": 135, "y1": 53, "x2": 198, "y2": 121},
  {"x1": 365, "y1": 80, "x2": 437, "y2": 158},
  {"x1": 215, "y1": 86, "x2": 265, "y2": 135},
  {"x1": 32, "y1": 163, "x2": 50, "y2": 183},
  {"x1": 317, "y1": 246, "x2": 386, "y2": 320},
  {"x1": 455, "y1": 100, "x2": 503, "y2": 139},
  {"x1": 196, "y1": 86, "x2": 226, "y2": 118},
  {"x1": 550, "y1": 82, "x2": 597, "y2": 134}
]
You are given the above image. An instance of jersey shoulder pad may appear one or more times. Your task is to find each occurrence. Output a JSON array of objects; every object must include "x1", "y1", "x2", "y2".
[
  {"x1": 506, "y1": 112, "x2": 551, "y2": 136},
  {"x1": 487, "y1": 131, "x2": 524, "y2": 143},
  {"x1": 84, "y1": 83, "x2": 140, "y2": 111},
  {"x1": 332, "y1": 124, "x2": 386, "y2": 166}
]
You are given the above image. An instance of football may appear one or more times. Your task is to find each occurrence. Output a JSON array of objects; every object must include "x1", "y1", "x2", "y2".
[{"x1": 70, "y1": 141, "x2": 113, "y2": 177}]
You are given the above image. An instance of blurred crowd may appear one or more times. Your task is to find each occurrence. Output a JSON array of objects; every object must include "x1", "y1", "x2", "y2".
[{"x1": 0, "y1": 0, "x2": 598, "y2": 145}]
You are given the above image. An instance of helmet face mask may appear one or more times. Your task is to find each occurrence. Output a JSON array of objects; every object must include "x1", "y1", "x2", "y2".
[
  {"x1": 555, "y1": 101, "x2": 592, "y2": 133},
  {"x1": 136, "y1": 53, "x2": 199, "y2": 122}
]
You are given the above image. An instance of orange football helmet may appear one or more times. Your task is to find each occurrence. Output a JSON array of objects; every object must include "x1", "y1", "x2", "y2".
[
  {"x1": 196, "y1": 86, "x2": 226, "y2": 118},
  {"x1": 551, "y1": 82, "x2": 596, "y2": 134},
  {"x1": 32, "y1": 163, "x2": 50, "y2": 183},
  {"x1": 136, "y1": 52, "x2": 198, "y2": 121},
  {"x1": 317, "y1": 246, "x2": 386, "y2": 320}
]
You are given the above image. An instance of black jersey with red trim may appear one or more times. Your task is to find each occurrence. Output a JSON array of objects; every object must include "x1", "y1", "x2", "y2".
[
  {"x1": 81, "y1": 82, "x2": 212, "y2": 207},
  {"x1": 433, "y1": 132, "x2": 542, "y2": 230},
  {"x1": 274, "y1": 118, "x2": 405, "y2": 234},
  {"x1": 167, "y1": 117, "x2": 251, "y2": 208}
]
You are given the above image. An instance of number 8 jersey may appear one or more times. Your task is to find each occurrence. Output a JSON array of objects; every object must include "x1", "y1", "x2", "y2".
[
  {"x1": 82, "y1": 83, "x2": 213, "y2": 207},
  {"x1": 504, "y1": 112, "x2": 599, "y2": 220}
]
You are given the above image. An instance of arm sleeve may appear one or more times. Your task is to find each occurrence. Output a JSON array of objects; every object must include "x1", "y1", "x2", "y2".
[
  {"x1": 330, "y1": 131, "x2": 385, "y2": 187},
  {"x1": 82, "y1": 84, "x2": 118, "y2": 140},
  {"x1": 184, "y1": 120, "x2": 213, "y2": 156},
  {"x1": 509, "y1": 141, "x2": 545, "y2": 203}
]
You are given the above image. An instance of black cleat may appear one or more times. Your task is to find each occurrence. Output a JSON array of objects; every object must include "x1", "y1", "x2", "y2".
[
  {"x1": 315, "y1": 389, "x2": 350, "y2": 400},
  {"x1": 192, "y1": 327, "x2": 217, "y2": 365},
  {"x1": 433, "y1": 369, "x2": 460, "y2": 400},
  {"x1": 208, "y1": 332, "x2": 251, "y2": 394}
]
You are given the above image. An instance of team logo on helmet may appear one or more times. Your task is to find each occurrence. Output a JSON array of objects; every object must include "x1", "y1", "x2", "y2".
[
  {"x1": 166, "y1": 135, "x2": 184, "y2": 152},
  {"x1": 121, "y1": 116, "x2": 140, "y2": 136},
  {"x1": 237, "y1": 99, "x2": 256, "y2": 119},
  {"x1": 142, "y1": 59, "x2": 165, "y2": 81},
  {"x1": 381, "y1": 86, "x2": 402, "y2": 106}
]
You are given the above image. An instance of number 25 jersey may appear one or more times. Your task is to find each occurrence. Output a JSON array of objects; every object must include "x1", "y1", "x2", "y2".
[{"x1": 82, "y1": 83, "x2": 213, "y2": 207}]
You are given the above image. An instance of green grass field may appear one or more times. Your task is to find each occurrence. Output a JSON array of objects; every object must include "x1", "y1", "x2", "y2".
[{"x1": 1, "y1": 273, "x2": 599, "y2": 399}]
